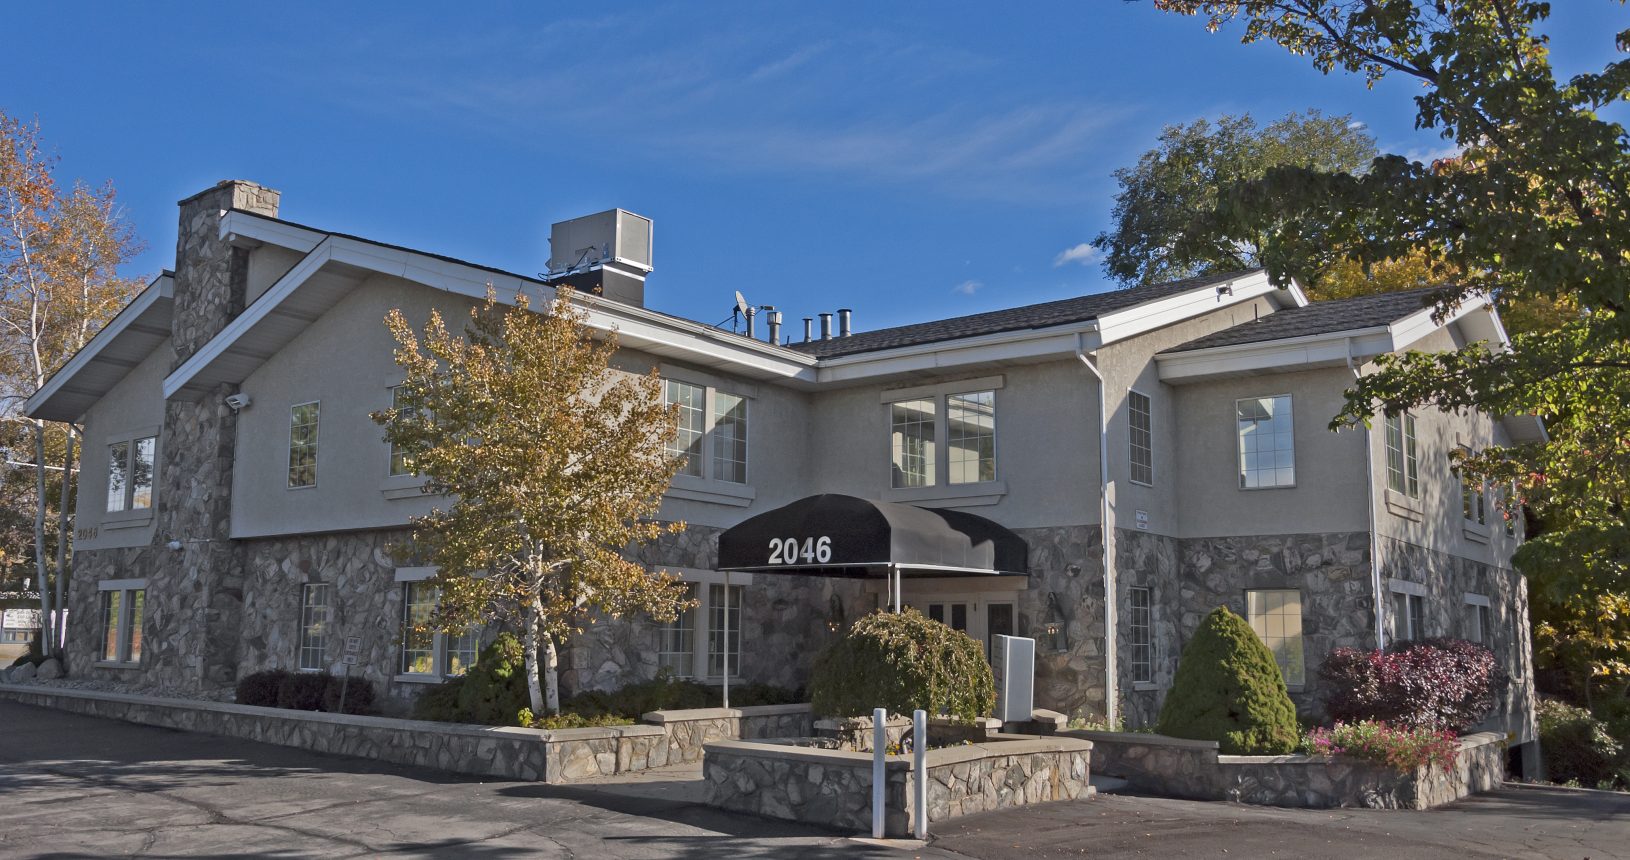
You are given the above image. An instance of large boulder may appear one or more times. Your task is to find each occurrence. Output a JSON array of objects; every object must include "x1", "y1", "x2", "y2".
[
  {"x1": 35, "y1": 658, "x2": 62, "y2": 680},
  {"x1": 11, "y1": 661, "x2": 37, "y2": 682}
]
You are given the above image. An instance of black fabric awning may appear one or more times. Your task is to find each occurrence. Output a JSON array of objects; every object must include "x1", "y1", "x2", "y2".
[{"x1": 716, "y1": 493, "x2": 1028, "y2": 577}]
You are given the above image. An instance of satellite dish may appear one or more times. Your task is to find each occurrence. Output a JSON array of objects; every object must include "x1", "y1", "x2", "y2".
[{"x1": 734, "y1": 291, "x2": 750, "y2": 314}]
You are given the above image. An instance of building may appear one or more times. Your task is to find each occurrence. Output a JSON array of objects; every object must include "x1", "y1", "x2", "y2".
[{"x1": 25, "y1": 181, "x2": 1538, "y2": 760}]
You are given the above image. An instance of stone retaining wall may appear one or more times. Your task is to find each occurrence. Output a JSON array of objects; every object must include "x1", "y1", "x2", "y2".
[
  {"x1": 0, "y1": 683, "x2": 812, "y2": 785},
  {"x1": 704, "y1": 735, "x2": 1092, "y2": 837},
  {"x1": 1074, "y1": 729, "x2": 1506, "y2": 809}
]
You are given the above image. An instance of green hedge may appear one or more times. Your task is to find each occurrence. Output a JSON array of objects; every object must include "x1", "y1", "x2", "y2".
[
  {"x1": 808, "y1": 608, "x2": 995, "y2": 722},
  {"x1": 1537, "y1": 697, "x2": 1626, "y2": 787},
  {"x1": 234, "y1": 669, "x2": 379, "y2": 716},
  {"x1": 1157, "y1": 605, "x2": 1299, "y2": 754}
]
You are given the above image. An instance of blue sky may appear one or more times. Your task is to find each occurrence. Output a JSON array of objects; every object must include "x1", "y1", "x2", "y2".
[{"x1": 4, "y1": 2, "x2": 1625, "y2": 332}]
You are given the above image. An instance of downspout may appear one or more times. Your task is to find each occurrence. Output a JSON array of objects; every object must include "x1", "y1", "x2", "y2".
[
  {"x1": 1347, "y1": 338, "x2": 1385, "y2": 649},
  {"x1": 1076, "y1": 332, "x2": 1117, "y2": 728}
]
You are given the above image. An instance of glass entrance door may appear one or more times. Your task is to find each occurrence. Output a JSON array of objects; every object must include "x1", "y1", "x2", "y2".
[{"x1": 921, "y1": 598, "x2": 1017, "y2": 661}]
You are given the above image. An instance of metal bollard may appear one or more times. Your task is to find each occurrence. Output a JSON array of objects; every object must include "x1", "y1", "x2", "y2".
[
  {"x1": 872, "y1": 707, "x2": 887, "y2": 838},
  {"x1": 913, "y1": 709, "x2": 928, "y2": 839}
]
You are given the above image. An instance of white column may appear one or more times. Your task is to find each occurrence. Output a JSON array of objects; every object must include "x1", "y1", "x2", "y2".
[
  {"x1": 872, "y1": 706, "x2": 888, "y2": 839},
  {"x1": 913, "y1": 708, "x2": 928, "y2": 839},
  {"x1": 722, "y1": 570, "x2": 731, "y2": 710}
]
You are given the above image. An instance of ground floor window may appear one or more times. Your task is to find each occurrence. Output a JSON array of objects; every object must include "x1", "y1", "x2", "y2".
[
  {"x1": 98, "y1": 580, "x2": 145, "y2": 664},
  {"x1": 396, "y1": 569, "x2": 478, "y2": 679},
  {"x1": 1128, "y1": 587, "x2": 1153, "y2": 685},
  {"x1": 1464, "y1": 593, "x2": 1492, "y2": 646},
  {"x1": 1246, "y1": 588, "x2": 1305, "y2": 686},
  {"x1": 1389, "y1": 579, "x2": 1427, "y2": 643},
  {"x1": 653, "y1": 572, "x2": 749, "y2": 680},
  {"x1": 299, "y1": 583, "x2": 331, "y2": 671}
]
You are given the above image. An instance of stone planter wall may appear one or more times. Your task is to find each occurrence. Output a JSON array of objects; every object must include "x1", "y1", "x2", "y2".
[
  {"x1": 1074, "y1": 729, "x2": 1507, "y2": 809},
  {"x1": 0, "y1": 683, "x2": 812, "y2": 784},
  {"x1": 704, "y1": 735, "x2": 1092, "y2": 837}
]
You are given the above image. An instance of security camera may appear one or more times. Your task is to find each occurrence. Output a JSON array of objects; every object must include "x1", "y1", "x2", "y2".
[{"x1": 224, "y1": 393, "x2": 252, "y2": 411}]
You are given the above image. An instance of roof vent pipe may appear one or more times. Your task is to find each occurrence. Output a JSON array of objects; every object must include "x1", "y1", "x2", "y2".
[
  {"x1": 744, "y1": 306, "x2": 757, "y2": 339},
  {"x1": 838, "y1": 308, "x2": 852, "y2": 338},
  {"x1": 767, "y1": 308, "x2": 782, "y2": 345},
  {"x1": 819, "y1": 313, "x2": 833, "y2": 340},
  {"x1": 803, "y1": 318, "x2": 813, "y2": 342}
]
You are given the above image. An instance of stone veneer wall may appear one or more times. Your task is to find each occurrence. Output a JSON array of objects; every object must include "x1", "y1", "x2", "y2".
[
  {"x1": 704, "y1": 735, "x2": 1093, "y2": 837},
  {"x1": 1009, "y1": 525, "x2": 1107, "y2": 719},
  {"x1": 1076, "y1": 729, "x2": 1506, "y2": 810},
  {"x1": 1378, "y1": 536, "x2": 1536, "y2": 742},
  {"x1": 0, "y1": 684, "x2": 812, "y2": 785}
]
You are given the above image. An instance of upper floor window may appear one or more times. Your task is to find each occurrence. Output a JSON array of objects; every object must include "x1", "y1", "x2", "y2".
[
  {"x1": 890, "y1": 389, "x2": 996, "y2": 489},
  {"x1": 1385, "y1": 413, "x2": 1420, "y2": 497},
  {"x1": 106, "y1": 435, "x2": 156, "y2": 513},
  {"x1": 288, "y1": 401, "x2": 320, "y2": 488},
  {"x1": 388, "y1": 386, "x2": 418, "y2": 477},
  {"x1": 1237, "y1": 395, "x2": 1294, "y2": 489},
  {"x1": 1128, "y1": 390, "x2": 1153, "y2": 486},
  {"x1": 663, "y1": 379, "x2": 749, "y2": 485},
  {"x1": 1503, "y1": 483, "x2": 1518, "y2": 537}
]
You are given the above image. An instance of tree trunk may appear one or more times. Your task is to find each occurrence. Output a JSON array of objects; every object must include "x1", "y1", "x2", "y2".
[
  {"x1": 51, "y1": 425, "x2": 74, "y2": 658},
  {"x1": 32, "y1": 421, "x2": 52, "y2": 656},
  {"x1": 544, "y1": 635, "x2": 561, "y2": 713},
  {"x1": 521, "y1": 599, "x2": 545, "y2": 716}
]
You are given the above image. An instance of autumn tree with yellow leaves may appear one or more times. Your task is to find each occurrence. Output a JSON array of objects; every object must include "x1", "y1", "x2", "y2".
[{"x1": 374, "y1": 288, "x2": 691, "y2": 714}]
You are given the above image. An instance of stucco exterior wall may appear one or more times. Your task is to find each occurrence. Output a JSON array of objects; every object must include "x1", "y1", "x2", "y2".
[{"x1": 73, "y1": 337, "x2": 173, "y2": 551}]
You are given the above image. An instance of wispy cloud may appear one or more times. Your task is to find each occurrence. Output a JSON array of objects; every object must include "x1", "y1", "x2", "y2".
[
  {"x1": 1053, "y1": 243, "x2": 1099, "y2": 268},
  {"x1": 953, "y1": 279, "x2": 983, "y2": 295},
  {"x1": 1400, "y1": 142, "x2": 1464, "y2": 165},
  {"x1": 308, "y1": 13, "x2": 1130, "y2": 205}
]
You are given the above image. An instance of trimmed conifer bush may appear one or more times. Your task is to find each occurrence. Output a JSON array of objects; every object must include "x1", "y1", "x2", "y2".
[
  {"x1": 809, "y1": 608, "x2": 995, "y2": 722},
  {"x1": 1156, "y1": 605, "x2": 1299, "y2": 754}
]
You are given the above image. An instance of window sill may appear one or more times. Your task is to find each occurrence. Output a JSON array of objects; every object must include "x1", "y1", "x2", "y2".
[
  {"x1": 92, "y1": 661, "x2": 140, "y2": 670},
  {"x1": 884, "y1": 481, "x2": 1007, "y2": 508},
  {"x1": 1384, "y1": 490, "x2": 1423, "y2": 521},
  {"x1": 100, "y1": 513, "x2": 154, "y2": 531},
  {"x1": 666, "y1": 475, "x2": 756, "y2": 508},
  {"x1": 392, "y1": 673, "x2": 452, "y2": 685},
  {"x1": 1131, "y1": 682, "x2": 1160, "y2": 692},
  {"x1": 1463, "y1": 523, "x2": 1491, "y2": 544}
]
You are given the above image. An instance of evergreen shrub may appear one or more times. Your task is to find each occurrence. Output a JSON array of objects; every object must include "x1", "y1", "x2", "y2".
[
  {"x1": 234, "y1": 669, "x2": 379, "y2": 715},
  {"x1": 808, "y1": 608, "x2": 995, "y2": 722},
  {"x1": 1321, "y1": 637, "x2": 1507, "y2": 733},
  {"x1": 235, "y1": 669, "x2": 289, "y2": 707},
  {"x1": 1537, "y1": 698, "x2": 1625, "y2": 787},
  {"x1": 1156, "y1": 605, "x2": 1299, "y2": 754}
]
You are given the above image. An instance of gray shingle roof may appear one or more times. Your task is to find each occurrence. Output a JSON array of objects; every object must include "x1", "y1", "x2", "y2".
[
  {"x1": 1161, "y1": 287, "x2": 1444, "y2": 354},
  {"x1": 789, "y1": 270, "x2": 1259, "y2": 358}
]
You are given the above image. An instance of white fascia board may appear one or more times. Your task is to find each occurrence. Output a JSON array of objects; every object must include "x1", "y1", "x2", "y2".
[
  {"x1": 1095, "y1": 271, "x2": 1280, "y2": 346},
  {"x1": 1501, "y1": 414, "x2": 1548, "y2": 444},
  {"x1": 814, "y1": 324, "x2": 1103, "y2": 385},
  {"x1": 164, "y1": 238, "x2": 337, "y2": 399},
  {"x1": 25, "y1": 274, "x2": 175, "y2": 422},
  {"x1": 1388, "y1": 292, "x2": 1491, "y2": 350},
  {"x1": 220, "y1": 210, "x2": 323, "y2": 253},
  {"x1": 1156, "y1": 326, "x2": 1393, "y2": 383}
]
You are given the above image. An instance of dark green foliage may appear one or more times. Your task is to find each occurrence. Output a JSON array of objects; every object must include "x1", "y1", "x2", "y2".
[
  {"x1": 808, "y1": 608, "x2": 995, "y2": 722},
  {"x1": 1157, "y1": 606, "x2": 1299, "y2": 754},
  {"x1": 451, "y1": 634, "x2": 531, "y2": 726},
  {"x1": 234, "y1": 668, "x2": 378, "y2": 715},
  {"x1": 235, "y1": 670, "x2": 291, "y2": 707},
  {"x1": 409, "y1": 635, "x2": 804, "y2": 726},
  {"x1": 1537, "y1": 698, "x2": 1626, "y2": 788},
  {"x1": 517, "y1": 708, "x2": 635, "y2": 729}
]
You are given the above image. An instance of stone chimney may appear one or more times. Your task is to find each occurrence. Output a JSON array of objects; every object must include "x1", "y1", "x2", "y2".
[
  {"x1": 171, "y1": 180, "x2": 281, "y2": 363},
  {"x1": 149, "y1": 180, "x2": 279, "y2": 692}
]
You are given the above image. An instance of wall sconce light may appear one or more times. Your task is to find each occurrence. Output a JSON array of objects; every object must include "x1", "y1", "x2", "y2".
[
  {"x1": 826, "y1": 593, "x2": 846, "y2": 632},
  {"x1": 1044, "y1": 591, "x2": 1070, "y2": 653}
]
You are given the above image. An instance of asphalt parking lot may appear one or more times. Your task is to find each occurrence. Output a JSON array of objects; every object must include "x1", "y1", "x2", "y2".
[{"x1": 3, "y1": 698, "x2": 1628, "y2": 859}]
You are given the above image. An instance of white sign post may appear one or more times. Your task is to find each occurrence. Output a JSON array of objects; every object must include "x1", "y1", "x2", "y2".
[
  {"x1": 912, "y1": 708, "x2": 928, "y2": 839},
  {"x1": 992, "y1": 635, "x2": 1036, "y2": 724},
  {"x1": 871, "y1": 706, "x2": 887, "y2": 839}
]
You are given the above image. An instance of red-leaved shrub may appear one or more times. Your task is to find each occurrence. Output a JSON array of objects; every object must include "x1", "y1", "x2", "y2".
[{"x1": 1320, "y1": 638, "x2": 1507, "y2": 733}]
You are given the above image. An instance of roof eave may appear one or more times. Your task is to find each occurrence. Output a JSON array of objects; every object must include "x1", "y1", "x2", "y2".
[
  {"x1": 24, "y1": 274, "x2": 175, "y2": 422},
  {"x1": 1156, "y1": 325, "x2": 1394, "y2": 384}
]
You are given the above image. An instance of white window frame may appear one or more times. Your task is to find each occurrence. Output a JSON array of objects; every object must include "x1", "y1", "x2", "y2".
[
  {"x1": 393, "y1": 567, "x2": 479, "y2": 682},
  {"x1": 1389, "y1": 579, "x2": 1428, "y2": 643},
  {"x1": 1128, "y1": 389, "x2": 1153, "y2": 487},
  {"x1": 96, "y1": 578, "x2": 147, "y2": 666},
  {"x1": 1385, "y1": 413, "x2": 1420, "y2": 498},
  {"x1": 882, "y1": 376, "x2": 1004, "y2": 494},
  {"x1": 1458, "y1": 448, "x2": 1486, "y2": 525},
  {"x1": 298, "y1": 583, "x2": 331, "y2": 671},
  {"x1": 655, "y1": 569, "x2": 753, "y2": 681},
  {"x1": 1463, "y1": 593, "x2": 1492, "y2": 646},
  {"x1": 1128, "y1": 586, "x2": 1154, "y2": 686},
  {"x1": 1246, "y1": 588, "x2": 1305, "y2": 687},
  {"x1": 1236, "y1": 394, "x2": 1295, "y2": 490},
  {"x1": 386, "y1": 385, "x2": 418, "y2": 478},
  {"x1": 288, "y1": 400, "x2": 321, "y2": 489},
  {"x1": 102, "y1": 429, "x2": 159, "y2": 518},
  {"x1": 662, "y1": 378, "x2": 752, "y2": 490}
]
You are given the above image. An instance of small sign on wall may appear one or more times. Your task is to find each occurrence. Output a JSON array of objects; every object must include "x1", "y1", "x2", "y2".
[
  {"x1": 1135, "y1": 510, "x2": 1149, "y2": 530},
  {"x1": 341, "y1": 654, "x2": 359, "y2": 666},
  {"x1": 344, "y1": 637, "x2": 361, "y2": 653}
]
